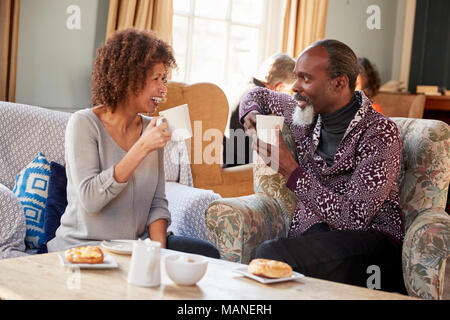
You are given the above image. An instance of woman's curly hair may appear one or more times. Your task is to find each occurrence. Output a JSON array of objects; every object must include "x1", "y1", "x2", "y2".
[
  {"x1": 358, "y1": 57, "x2": 381, "y2": 98},
  {"x1": 91, "y1": 28, "x2": 176, "y2": 111}
]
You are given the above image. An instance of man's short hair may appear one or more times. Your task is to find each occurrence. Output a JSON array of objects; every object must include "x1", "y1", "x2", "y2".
[
  {"x1": 253, "y1": 53, "x2": 296, "y2": 86},
  {"x1": 310, "y1": 39, "x2": 359, "y2": 91}
]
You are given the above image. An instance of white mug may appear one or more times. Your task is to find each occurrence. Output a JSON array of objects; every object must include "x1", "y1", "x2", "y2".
[
  {"x1": 158, "y1": 104, "x2": 193, "y2": 141},
  {"x1": 256, "y1": 115, "x2": 284, "y2": 146},
  {"x1": 127, "y1": 239, "x2": 161, "y2": 287}
]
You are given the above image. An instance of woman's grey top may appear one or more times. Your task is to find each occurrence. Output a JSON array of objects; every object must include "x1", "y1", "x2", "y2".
[{"x1": 47, "y1": 109, "x2": 170, "y2": 251}]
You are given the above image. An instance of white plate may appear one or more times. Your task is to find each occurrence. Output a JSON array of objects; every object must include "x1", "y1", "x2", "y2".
[
  {"x1": 233, "y1": 266, "x2": 304, "y2": 284},
  {"x1": 101, "y1": 240, "x2": 135, "y2": 255},
  {"x1": 58, "y1": 253, "x2": 118, "y2": 269}
]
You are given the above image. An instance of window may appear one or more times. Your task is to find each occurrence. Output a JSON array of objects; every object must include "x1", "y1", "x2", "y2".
[{"x1": 172, "y1": 0, "x2": 285, "y2": 105}]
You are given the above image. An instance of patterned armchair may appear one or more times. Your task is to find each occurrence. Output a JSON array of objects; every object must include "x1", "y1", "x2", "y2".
[{"x1": 206, "y1": 117, "x2": 450, "y2": 300}]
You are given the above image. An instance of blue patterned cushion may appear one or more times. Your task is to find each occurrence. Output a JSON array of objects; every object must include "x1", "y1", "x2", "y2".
[{"x1": 12, "y1": 153, "x2": 50, "y2": 249}]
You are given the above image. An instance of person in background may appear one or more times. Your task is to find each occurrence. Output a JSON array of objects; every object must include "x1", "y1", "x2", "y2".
[
  {"x1": 47, "y1": 28, "x2": 219, "y2": 258},
  {"x1": 356, "y1": 57, "x2": 384, "y2": 114},
  {"x1": 240, "y1": 39, "x2": 405, "y2": 293},
  {"x1": 223, "y1": 53, "x2": 296, "y2": 167}
]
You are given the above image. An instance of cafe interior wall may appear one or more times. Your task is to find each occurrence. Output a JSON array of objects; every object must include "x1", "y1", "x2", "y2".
[
  {"x1": 15, "y1": 0, "x2": 109, "y2": 112},
  {"x1": 325, "y1": 0, "x2": 407, "y2": 85},
  {"x1": 15, "y1": 0, "x2": 412, "y2": 112}
]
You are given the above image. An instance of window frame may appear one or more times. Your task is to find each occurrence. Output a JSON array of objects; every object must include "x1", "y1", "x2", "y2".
[{"x1": 172, "y1": 0, "x2": 284, "y2": 88}]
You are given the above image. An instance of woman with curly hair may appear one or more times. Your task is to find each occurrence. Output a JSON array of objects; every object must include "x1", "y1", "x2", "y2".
[
  {"x1": 356, "y1": 57, "x2": 384, "y2": 114},
  {"x1": 48, "y1": 29, "x2": 219, "y2": 258}
]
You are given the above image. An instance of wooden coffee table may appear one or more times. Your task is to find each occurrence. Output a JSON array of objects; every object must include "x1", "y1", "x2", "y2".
[{"x1": 0, "y1": 249, "x2": 417, "y2": 300}]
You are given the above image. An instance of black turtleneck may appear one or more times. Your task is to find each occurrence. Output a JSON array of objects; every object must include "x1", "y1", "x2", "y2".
[{"x1": 316, "y1": 94, "x2": 360, "y2": 166}]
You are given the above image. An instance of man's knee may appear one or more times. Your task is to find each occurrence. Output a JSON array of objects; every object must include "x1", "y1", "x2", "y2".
[
  {"x1": 255, "y1": 239, "x2": 281, "y2": 260},
  {"x1": 203, "y1": 242, "x2": 221, "y2": 259}
]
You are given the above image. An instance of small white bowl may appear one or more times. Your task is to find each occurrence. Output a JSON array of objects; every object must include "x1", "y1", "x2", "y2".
[{"x1": 165, "y1": 253, "x2": 208, "y2": 286}]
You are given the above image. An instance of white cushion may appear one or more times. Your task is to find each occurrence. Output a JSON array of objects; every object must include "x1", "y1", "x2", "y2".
[{"x1": 166, "y1": 182, "x2": 221, "y2": 245}]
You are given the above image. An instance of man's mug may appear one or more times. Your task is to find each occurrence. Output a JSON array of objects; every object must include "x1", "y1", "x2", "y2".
[{"x1": 256, "y1": 115, "x2": 284, "y2": 146}]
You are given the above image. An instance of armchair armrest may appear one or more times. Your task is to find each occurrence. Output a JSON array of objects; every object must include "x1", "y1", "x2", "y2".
[
  {"x1": 216, "y1": 164, "x2": 254, "y2": 197},
  {"x1": 197, "y1": 164, "x2": 254, "y2": 198},
  {"x1": 205, "y1": 193, "x2": 290, "y2": 264},
  {"x1": 221, "y1": 163, "x2": 253, "y2": 184},
  {"x1": 402, "y1": 207, "x2": 450, "y2": 299}
]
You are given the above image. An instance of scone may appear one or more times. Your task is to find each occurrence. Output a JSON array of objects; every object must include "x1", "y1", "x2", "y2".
[
  {"x1": 65, "y1": 246, "x2": 104, "y2": 264},
  {"x1": 248, "y1": 258, "x2": 293, "y2": 278}
]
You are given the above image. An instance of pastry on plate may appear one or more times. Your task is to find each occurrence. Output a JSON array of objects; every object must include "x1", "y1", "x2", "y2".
[
  {"x1": 248, "y1": 258, "x2": 293, "y2": 278},
  {"x1": 65, "y1": 246, "x2": 104, "y2": 264}
]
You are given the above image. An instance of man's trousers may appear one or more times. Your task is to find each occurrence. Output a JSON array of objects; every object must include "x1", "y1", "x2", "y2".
[{"x1": 255, "y1": 223, "x2": 406, "y2": 294}]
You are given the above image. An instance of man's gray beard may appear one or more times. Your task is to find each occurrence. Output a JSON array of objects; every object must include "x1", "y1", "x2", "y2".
[{"x1": 292, "y1": 104, "x2": 315, "y2": 126}]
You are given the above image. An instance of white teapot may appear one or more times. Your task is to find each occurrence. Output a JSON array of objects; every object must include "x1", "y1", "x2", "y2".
[{"x1": 127, "y1": 239, "x2": 161, "y2": 287}]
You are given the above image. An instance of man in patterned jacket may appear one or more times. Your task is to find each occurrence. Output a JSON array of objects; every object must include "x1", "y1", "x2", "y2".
[{"x1": 240, "y1": 39, "x2": 406, "y2": 293}]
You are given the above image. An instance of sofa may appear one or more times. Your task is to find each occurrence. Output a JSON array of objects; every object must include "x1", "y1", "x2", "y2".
[
  {"x1": 206, "y1": 117, "x2": 450, "y2": 300},
  {"x1": 0, "y1": 101, "x2": 221, "y2": 258}
]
